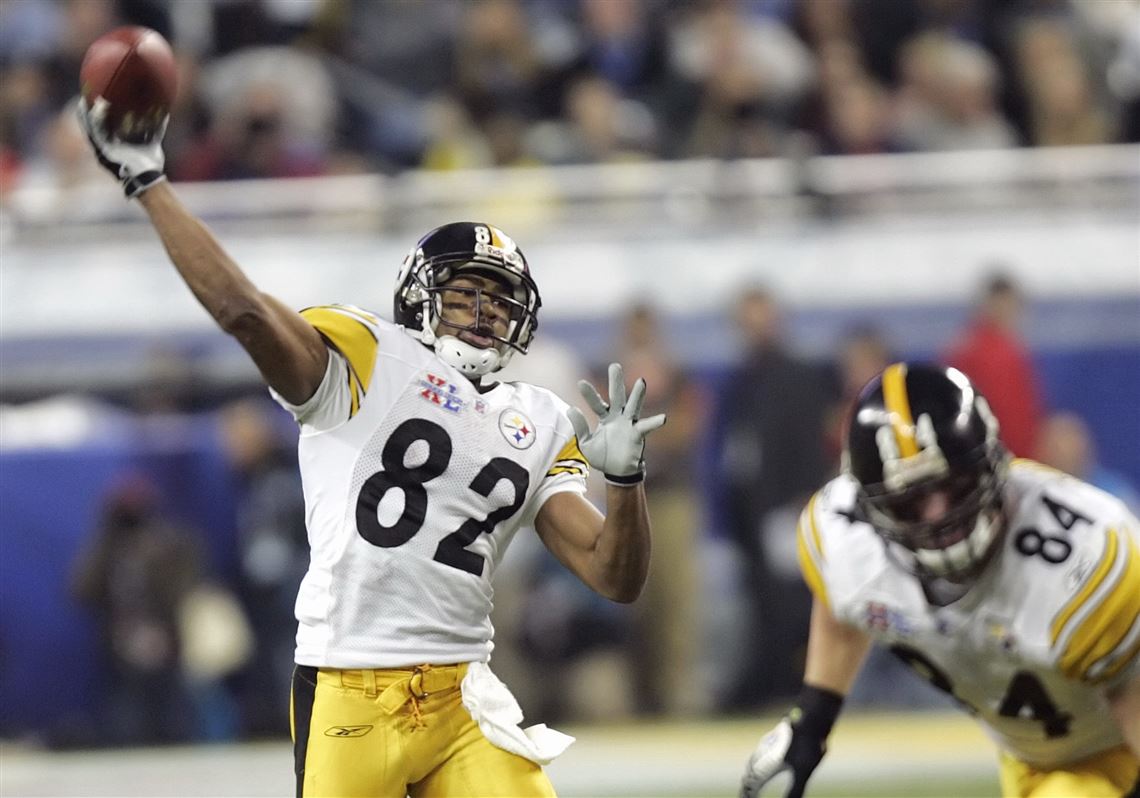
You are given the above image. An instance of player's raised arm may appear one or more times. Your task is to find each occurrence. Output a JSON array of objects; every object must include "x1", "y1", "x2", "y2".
[
  {"x1": 534, "y1": 362, "x2": 666, "y2": 603},
  {"x1": 76, "y1": 101, "x2": 328, "y2": 405}
]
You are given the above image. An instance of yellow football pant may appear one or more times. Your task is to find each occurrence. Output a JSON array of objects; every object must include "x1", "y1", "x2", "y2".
[
  {"x1": 290, "y1": 663, "x2": 557, "y2": 798},
  {"x1": 999, "y1": 745, "x2": 1139, "y2": 797}
]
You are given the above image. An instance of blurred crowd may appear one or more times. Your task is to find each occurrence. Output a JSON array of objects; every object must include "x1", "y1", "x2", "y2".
[
  {"x1": 50, "y1": 269, "x2": 1139, "y2": 747},
  {"x1": 3, "y1": 0, "x2": 1140, "y2": 195}
]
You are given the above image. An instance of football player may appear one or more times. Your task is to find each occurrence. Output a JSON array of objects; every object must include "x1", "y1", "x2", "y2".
[
  {"x1": 78, "y1": 101, "x2": 667, "y2": 796},
  {"x1": 740, "y1": 363, "x2": 1140, "y2": 798}
]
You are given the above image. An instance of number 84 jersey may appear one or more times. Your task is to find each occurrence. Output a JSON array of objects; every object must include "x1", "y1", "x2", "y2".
[
  {"x1": 798, "y1": 461, "x2": 1140, "y2": 766},
  {"x1": 272, "y1": 306, "x2": 590, "y2": 670}
]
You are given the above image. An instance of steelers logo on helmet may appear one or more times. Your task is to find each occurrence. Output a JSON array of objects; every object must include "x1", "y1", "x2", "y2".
[
  {"x1": 394, "y1": 222, "x2": 541, "y2": 378},
  {"x1": 843, "y1": 362, "x2": 1009, "y2": 584}
]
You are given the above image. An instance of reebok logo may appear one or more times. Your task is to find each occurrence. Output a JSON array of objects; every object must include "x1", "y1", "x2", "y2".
[{"x1": 324, "y1": 725, "x2": 373, "y2": 738}]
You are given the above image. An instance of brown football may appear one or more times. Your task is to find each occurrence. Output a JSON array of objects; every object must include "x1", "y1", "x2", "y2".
[{"x1": 79, "y1": 26, "x2": 177, "y2": 142}]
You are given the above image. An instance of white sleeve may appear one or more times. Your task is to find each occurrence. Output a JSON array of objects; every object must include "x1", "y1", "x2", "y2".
[
  {"x1": 519, "y1": 471, "x2": 589, "y2": 528},
  {"x1": 269, "y1": 350, "x2": 354, "y2": 432}
]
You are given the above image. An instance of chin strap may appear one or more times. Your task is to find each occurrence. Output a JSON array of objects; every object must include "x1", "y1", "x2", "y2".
[{"x1": 434, "y1": 335, "x2": 503, "y2": 377}]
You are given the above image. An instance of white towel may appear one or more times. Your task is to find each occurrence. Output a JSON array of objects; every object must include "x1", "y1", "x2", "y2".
[{"x1": 460, "y1": 661, "x2": 575, "y2": 765}]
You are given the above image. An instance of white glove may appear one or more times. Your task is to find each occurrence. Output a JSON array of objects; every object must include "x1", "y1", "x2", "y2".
[
  {"x1": 567, "y1": 362, "x2": 666, "y2": 484},
  {"x1": 77, "y1": 96, "x2": 168, "y2": 198},
  {"x1": 741, "y1": 718, "x2": 824, "y2": 798}
]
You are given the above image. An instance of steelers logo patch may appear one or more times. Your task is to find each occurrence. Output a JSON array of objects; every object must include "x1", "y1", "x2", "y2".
[{"x1": 499, "y1": 409, "x2": 536, "y2": 449}]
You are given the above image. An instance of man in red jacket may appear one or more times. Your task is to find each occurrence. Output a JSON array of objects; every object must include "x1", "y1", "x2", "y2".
[{"x1": 944, "y1": 273, "x2": 1044, "y2": 457}]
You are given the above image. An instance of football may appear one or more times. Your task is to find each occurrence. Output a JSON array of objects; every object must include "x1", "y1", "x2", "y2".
[{"x1": 79, "y1": 26, "x2": 177, "y2": 143}]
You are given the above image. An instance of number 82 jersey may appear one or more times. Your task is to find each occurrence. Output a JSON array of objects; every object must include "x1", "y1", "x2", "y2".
[
  {"x1": 798, "y1": 460, "x2": 1140, "y2": 766},
  {"x1": 272, "y1": 306, "x2": 590, "y2": 669}
]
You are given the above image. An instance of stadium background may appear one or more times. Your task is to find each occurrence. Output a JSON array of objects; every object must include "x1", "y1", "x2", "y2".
[{"x1": 1, "y1": 0, "x2": 1138, "y2": 796}]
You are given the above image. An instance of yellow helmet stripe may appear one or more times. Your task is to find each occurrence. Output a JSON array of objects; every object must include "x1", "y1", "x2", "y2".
[
  {"x1": 490, "y1": 226, "x2": 503, "y2": 249},
  {"x1": 882, "y1": 363, "x2": 919, "y2": 457}
]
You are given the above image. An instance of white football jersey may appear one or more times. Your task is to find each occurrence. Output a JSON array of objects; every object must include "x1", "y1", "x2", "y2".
[
  {"x1": 272, "y1": 305, "x2": 589, "y2": 669},
  {"x1": 798, "y1": 460, "x2": 1140, "y2": 766}
]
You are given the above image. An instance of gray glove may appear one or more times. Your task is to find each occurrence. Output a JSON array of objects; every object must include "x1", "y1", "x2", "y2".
[
  {"x1": 567, "y1": 362, "x2": 666, "y2": 484},
  {"x1": 77, "y1": 96, "x2": 167, "y2": 198}
]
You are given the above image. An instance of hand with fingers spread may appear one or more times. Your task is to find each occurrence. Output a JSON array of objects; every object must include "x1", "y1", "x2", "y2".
[
  {"x1": 76, "y1": 96, "x2": 168, "y2": 198},
  {"x1": 567, "y1": 362, "x2": 667, "y2": 485}
]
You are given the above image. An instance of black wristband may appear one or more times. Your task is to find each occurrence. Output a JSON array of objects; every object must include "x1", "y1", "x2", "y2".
[
  {"x1": 124, "y1": 170, "x2": 165, "y2": 198},
  {"x1": 789, "y1": 685, "x2": 844, "y2": 741},
  {"x1": 603, "y1": 469, "x2": 645, "y2": 487}
]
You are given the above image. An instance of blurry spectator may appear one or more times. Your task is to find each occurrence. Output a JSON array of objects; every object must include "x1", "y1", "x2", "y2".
[
  {"x1": 420, "y1": 94, "x2": 494, "y2": 171},
  {"x1": 1036, "y1": 411, "x2": 1140, "y2": 514},
  {"x1": 823, "y1": 323, "x2": 895, "y2": 467},
  {"x1": 567, "y1": 0, "x2": 671, "y2": 95},
  {"x1": 612, "y1": 303, "x2": 709, "y2": 717},
  {"x1": 531, "y1": 74, "x2": 657, "y2": 164},
  {"x1": 891, "y1": 32, "x2": 953, "y2": 149},
  {"x1": 543, "y1": 0, "x2": 678, "y2": 126},
  {"x1": 173, "y1": 47, "x2": 334, "y2": 181},
  {"x1": 671, "y1": 0, "x2": 816, "y2": 158},
  {"x1": 943, "y1": 271, "x2": 1044, "y2": 458},
  {"x1": 0, "y1": 62, "x2": 53, "y2": 175},
  {"x1": 335, "y1": 0, "x2": 461, "y2": 99},
  {"x1": 5, "y1": 99, "x2": 106, "y2": 197},
  {"x1": 1106, "y1": 7, "x2": 1140, "y2": 142},
  {"x1": 819, "y1": 73, "x2": 898, "y2": 155},
  {"x1": 483, "y1": 110, "x2": 543, "y2": 167},
  {"x1": 218, "y1": 398, "x2": 307, "y2": 737},
  {"x1": 453, "y1": 0, "x2": 545, "y2": 123},
  {"x1": 70, "y1": 474, "x2": 201, "y2": 746},
  {"x1": 1013, "y1": 19, "x2": 1111, "y2": 147},
  {"x1": 894, "y1": 37, "x2": 1018, "y2": 151},
  {"x1": 712, "y1": 286, "x2": 835, "y2": 710}
]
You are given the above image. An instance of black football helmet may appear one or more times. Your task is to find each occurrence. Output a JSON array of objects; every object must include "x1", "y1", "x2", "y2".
[
  {"x1": 844, "y1": 362, "x2": 1009, "y2": 583},
  {"x1": 394, "y1": 222, "x2": 541, "y2": 377}
]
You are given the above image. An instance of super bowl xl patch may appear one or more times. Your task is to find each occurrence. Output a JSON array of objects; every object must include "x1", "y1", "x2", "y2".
[{"x1": 419, "y1": 373, "x2": 465, "y2": 413}]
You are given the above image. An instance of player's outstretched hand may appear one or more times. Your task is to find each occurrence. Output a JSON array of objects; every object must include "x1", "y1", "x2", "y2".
[
  {"x1": 740, "y1": 718, "x2": 825, "y2": 798},
  {"x1": 567, "y1": 362, "x2": 666, "y2": 485},
  {"x1": 76, "y1": 97, "x2": 167, "y2": 198}
]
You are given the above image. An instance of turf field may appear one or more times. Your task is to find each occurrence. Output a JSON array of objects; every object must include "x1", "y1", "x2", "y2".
[{"x1": 0, "y1": 711, "x2": 999, "y2": 797}]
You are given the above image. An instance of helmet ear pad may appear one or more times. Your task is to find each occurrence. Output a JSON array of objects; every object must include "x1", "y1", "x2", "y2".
[{"x1": 844, "y1": 362, "x2": 1009, "y2": 582}]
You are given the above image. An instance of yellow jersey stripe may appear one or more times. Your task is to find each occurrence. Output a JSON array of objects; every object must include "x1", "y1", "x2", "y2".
[
  {"x1": 1050, "y1": 528, "x2": 1119, "y2": 646},
  {"x1": 547, "y1": 465, "x2": 586, "y2": 477},
  {"x1": 807, "y1": 493, "x2": 825, "y2": 562},
  {"x1": 796, "y1": 495, "x2": 829, "y2": 609},
  {"x1": 554, "y1": 438, "x2": 587, "y2": 466},
  {"x1": 1060, "y1": 531, "x2": 1140, "y2": 680},
  {"x1": 882, "y1": 363, "x2": 918, "y2": 457},
  {"x1": 302, "y1": 306, "x2": 379, "y2": 393},
  {"x1": 546, "y1": 438, "x2": 588, "y2": 479}
]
